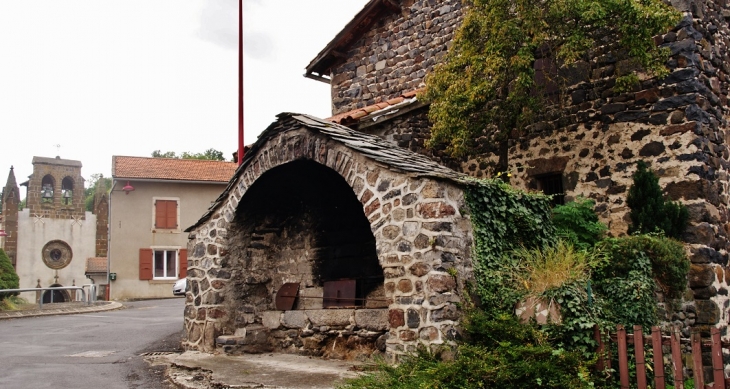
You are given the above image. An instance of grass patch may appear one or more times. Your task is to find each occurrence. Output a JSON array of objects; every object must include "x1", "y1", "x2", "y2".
[{"x1": 0, "y1": 296, "x2": 28, "y2": 311}]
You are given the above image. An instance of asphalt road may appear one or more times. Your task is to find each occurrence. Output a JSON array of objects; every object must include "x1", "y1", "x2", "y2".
[{"x1": 0, "y1": 298, "x2": 185, "y2": 389}]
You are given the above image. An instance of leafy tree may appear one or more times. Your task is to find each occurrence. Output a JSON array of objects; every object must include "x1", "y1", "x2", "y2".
[
  {"x1": 421, "y1": 0, "x2": 680, "y2": 158},
  {"x1": 0, "y1": 248, "x2": 19, "y2": 299},
  {"x1": 151, "y1": 148, "x2": 226, "y2": 161},
  {"x1": 151, "y1": 150, "x2": 178, "y2": 158},
  {"x1": 627, "y1": 161, "x2": 688, "y2": 239},
  {"x1": 84, "y1": 173, "x2": 112, "y2": 212}
]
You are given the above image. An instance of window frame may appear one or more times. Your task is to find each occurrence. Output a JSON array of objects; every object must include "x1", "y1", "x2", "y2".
[
  {"x1": 152, "y1": 197, "x2": 180, "y2": 231},
  {"x1": 151, "y1": 246, "x2": 179, "y2": 280},
  {"x1": 536, "y1": 173, "x2": 565, "y2": 206}
]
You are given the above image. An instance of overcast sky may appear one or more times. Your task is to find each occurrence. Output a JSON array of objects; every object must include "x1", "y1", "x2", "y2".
[{"x1": 0, "y1": 0, "x2": 368, "y2": 192}]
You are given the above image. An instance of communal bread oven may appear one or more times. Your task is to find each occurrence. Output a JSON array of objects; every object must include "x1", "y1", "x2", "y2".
[{"x1": 183, "y1": 114, "x2": 474, "y2": 362}]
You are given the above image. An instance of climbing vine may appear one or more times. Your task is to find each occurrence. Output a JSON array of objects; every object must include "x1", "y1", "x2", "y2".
[
  {"x1": 422, "y1": 0, "x2": 681, "y2": 157},
  {"x1": 464, "y1": 179, "x2": 555, "y2": 315}
]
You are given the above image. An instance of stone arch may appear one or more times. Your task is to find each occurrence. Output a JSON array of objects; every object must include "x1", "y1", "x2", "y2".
[
  {"x1": 185, "y1": 128, "x2": 474, "y2": 361},
  {"x1": 41, "y1": 284, "x2": 70, "y2": 304},
  {"x1": 229, "y1": 159, "x2": 384, "y2": 309}
]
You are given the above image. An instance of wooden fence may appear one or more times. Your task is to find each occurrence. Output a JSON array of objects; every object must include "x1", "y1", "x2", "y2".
[{"x1": 597, "y1": 325, "x2": 728, "y2": 389}]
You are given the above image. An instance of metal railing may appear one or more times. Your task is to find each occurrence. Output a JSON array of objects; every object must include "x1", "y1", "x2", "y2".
[{"x1": 0, "y1": 284, "x2": 98, "y2": 309}]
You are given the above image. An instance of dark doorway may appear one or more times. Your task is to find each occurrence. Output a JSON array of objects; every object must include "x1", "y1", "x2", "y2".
[
  {"x1": 234, "y1": 160, "x2": 383, "y2": 311},
  {"x1": 42, "y1": 284, "x2": 69, "y2": 304}
]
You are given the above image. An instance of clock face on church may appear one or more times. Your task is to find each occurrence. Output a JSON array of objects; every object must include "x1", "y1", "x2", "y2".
[{"x1": 42, "y1": 240, "x2": 73, "y2": 269}]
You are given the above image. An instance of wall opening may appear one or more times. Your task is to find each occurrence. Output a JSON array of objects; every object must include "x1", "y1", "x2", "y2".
[{"x1": 231, "y1": 160, "x2": 383, "y2": 312}]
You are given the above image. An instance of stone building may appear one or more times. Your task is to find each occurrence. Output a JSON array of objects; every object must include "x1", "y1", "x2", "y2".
[
  {"x1": 183, "y1": 114, "x2": 473, "y2": 360},
  {"x1": 313, "y1": 0, "x2": 730, "y2": 338},
  {"x1": 1, "y1": 157, "x2": 109, "y2": 302},
  {"x1": 184, "y1": 0, "x2": 730, "y2": 360}
]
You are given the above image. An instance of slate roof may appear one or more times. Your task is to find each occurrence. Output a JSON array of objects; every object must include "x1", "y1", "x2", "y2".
[
  {"x1": 186, "y1": 113, "x2": 468, "y2": 232},
  {"x1": 328, "y1": 89, "x2": 424, "y2": 126},
  {"x1": 112, "y1": 156, "x2": 237, "y2": 183},
  {"x1": 85, "y1": 257, "x2": 108, "y2": 274}
]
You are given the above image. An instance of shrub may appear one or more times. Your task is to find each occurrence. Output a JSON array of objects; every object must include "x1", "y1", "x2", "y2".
[
  {"x1": 627, "y1": 161, "x2": 688, "y2": 239},
  {"x1": 0, "y1": 248, "x2": 19, "y2": 300},
  {"x1": 509, "y1": 240, "x2": 591, "y2": 296},
  {"x1": 552, "y1": 198, "x2": 607, "y2": 250},
  {"x1": 340, "y1": 314, "x2": 595, "y2": 389},
  {"x1": 592, "y1": 235, "x2": 688, "y2": 328}
]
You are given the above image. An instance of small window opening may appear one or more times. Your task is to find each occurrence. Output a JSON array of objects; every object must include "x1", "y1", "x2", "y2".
[
  {"x1": 41, "y1": 175, "x2": 55, "y2": 203},
  {"x1": 538, "y1": 173, "x2": 565, "y2": 206},
  {"x1": 61, "y1": 177, "x2": 74, "y2": 205}
]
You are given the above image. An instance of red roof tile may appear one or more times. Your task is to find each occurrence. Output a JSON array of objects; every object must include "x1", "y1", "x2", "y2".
[
  {"x1": 327, "y1": 88, "x2": 424, "y2": 125},
  {"x1": 112, "y1": 156, "x2": 237, "y2": 183}
]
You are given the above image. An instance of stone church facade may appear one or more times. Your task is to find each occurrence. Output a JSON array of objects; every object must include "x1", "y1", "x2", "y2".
[
  {"x1": 184, "y1": 0, "x2": 730, "y2": 360},
  {"x1": 2, "y1": 157, "x2": 109, "y2": 302}
]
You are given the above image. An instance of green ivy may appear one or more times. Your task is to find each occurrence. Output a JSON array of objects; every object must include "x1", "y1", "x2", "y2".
[
  {"x1": 422, "y1": 0, "x2": 681, "y2": 157},
  {"x1": 465, "y1": 179, "x2": 555, "y2": 316}
]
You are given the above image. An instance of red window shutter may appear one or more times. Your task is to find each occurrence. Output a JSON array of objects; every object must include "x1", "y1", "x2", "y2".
[
  {"x1": 179, "y1": 249, "x2": 187, "y2": 278},
  {"x1": 139, "y1": 248, "x2": 153, "y2": 280},
  {"x1": 166, "y1": 200, "x2": 177, "y2": 229},
  {"x1": 154, "y1": 200, "x2": 178, "y2": 229},
  {"x1": 154, "y1": 201, "x2": 165, "y2": 229}
]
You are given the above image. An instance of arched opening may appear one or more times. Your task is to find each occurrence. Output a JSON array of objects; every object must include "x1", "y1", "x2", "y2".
[
  {"x1": 41, "y1": 175, "x2": 55, "y2": 203},
  {"x1": 61, "y1": 176, "x2": 74, "y2": 205},
  {"x1": 231, "y1": 160, "x2": 383, "y2": 312},
  {"x1": 42, "y1": 284, "x2": 69, "y2": 304}
]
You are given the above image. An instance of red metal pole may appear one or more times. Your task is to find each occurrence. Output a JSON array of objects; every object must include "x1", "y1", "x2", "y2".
[{"x1": 237, "y1": 0, "x2": 244, "y2": 165}]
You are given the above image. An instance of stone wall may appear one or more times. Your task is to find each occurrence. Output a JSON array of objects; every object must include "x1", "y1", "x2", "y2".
[
  {"x1": 183, "y1": 127, "x2": 474, "y2": 361},
  {"x1": 335, "y1": 1, "x2": 730, "y2": 340},
  {"x1": 330, "y1": 0, "x2": 463, "y2": 115}
]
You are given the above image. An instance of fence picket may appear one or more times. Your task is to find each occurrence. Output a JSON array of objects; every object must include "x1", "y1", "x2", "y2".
[
  {"x1": 651, "y1": 326, "x2": 665, "y2": 389},
  {"x1": 711, "y1": 327, "x2": 725, "y2": 389},
  {"x1": 618, "y1": 325, "x2": 630, "y2": 389},
  {"x1": 670, "y1": 326, "x2": 684, "y2": 389},
  {"x1": 634, "y1": 325, "x2": 647, "y2": 389},
  {"x1": 691, "y1": 330, "x2": 704, "y2": 388}
]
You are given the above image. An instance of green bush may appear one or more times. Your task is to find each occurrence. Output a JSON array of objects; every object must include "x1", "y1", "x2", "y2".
[
  {"x1": 592, "y1": 235, "x2": 688, "y2": 328},
  {"x1": 340, "y1": 314, "x2": 594, "y2": 389},
  {"x1": 552, "y1": 198, "x2": 607, "y2": 250},
  {"x1": 627, "y1": 161, "x2": 688, "y2": 239},
  {"x1": 0, "y1": 248, "x2": 19, "y2": 300}
]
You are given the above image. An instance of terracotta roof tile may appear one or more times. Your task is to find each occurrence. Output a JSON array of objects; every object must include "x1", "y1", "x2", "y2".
[
  {"x1": 85, "y1": 257, "x2": 108, "y2": 273},
  {"x1": 327, "y1": 88, "x2": 425, "y2": 125},
  {"x1": 112, "y1": 156, "x2": 237, "y2": 183}
]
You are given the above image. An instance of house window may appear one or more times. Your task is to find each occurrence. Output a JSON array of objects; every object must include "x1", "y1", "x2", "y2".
[
  {"x1": 154, "y1": 249, "x2": 177, "y2": 279},
  {"x1": 154, "y1": 199, "x2": 178, "y2": 230},
  {"x1": 139, "y1": 248, "x2": 187, "y2": 280},
  {"x1": 538, "y1": 174, "x2": 565, "y2": 206}
]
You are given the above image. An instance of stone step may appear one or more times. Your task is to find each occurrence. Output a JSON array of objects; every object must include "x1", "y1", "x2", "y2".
[{"x1": 215, "y1": 326, "x2": 272, "y2": 355}]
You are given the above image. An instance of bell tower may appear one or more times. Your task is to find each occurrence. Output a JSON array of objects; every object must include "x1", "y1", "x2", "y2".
[{"x1": 26, "y1": 156, "x2": 86, "y2": 220}]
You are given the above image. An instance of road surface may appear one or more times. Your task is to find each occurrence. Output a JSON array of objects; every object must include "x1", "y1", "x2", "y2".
[{"x1": 0, "y1": 298, "x2": 185, "y2": 389}]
